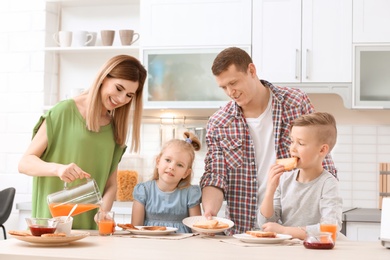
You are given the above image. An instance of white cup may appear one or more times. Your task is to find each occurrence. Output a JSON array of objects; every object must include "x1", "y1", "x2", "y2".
[
  {"x1": 54, "y1": 216, "x2": 73, "y2": 236},
  {"x1": 72, "y1": 31, "x2": 93, "y2": 47},
  {"x1": 53, "y1": 31, "x2": 72, "y2": 47}
]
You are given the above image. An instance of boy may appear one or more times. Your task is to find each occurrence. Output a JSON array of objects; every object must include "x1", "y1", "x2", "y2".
[{"x1": 259, "y1": 112, "x2": 342, "y2": 239}]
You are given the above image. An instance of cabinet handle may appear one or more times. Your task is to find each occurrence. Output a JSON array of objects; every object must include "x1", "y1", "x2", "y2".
[
  {"x1": 306, "y1": 49, "x2": 310, "y2": 79},
  {"x1": 295, "y1": 49, "x2": 299, "y2": 80}
]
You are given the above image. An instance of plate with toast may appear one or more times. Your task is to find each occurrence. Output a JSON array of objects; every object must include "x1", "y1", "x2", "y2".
[
  {"x1": 117, "y1": 224, "x2": 178, "y2": 236},
  {"x1": 8, "y1": 230, "x2": 90, "y2": 246},
  {"x1": 182, "y1": 216, "x2": 234, "y2": 234},
  {"x1": 233, "y1": 231, "x2": 292, "y2": 244}
]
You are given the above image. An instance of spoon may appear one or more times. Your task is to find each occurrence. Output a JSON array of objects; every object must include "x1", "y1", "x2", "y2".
[{"x1": 66, "y1": 204, "x2": 78, "y2": 222}]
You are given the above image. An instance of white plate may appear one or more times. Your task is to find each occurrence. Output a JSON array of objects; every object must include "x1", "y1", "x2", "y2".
[
  {"x1": 182, "y1": 216, "x2": 234, "y2": 234},
  {"x1": 233, "y1": 233, "x2": 292, "y2": 244},
  {"x1": 9, "y1": 230, "x2": 90, "y2": 246},
  {"x1": 126, "y1": 226, "x2": 178, "y2": 236}
]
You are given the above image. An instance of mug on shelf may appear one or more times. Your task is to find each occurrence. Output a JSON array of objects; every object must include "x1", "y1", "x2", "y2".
[
  {"x1": 72, "y1": 31, "x2": 93, "y2": 47},
  {"x1": 119, "y1": 29, "x2": 140, "y2": 46},
  {"x1": 87, "y1": 31, "x2": 97, "y2": 46},
  {"x1": 100, "y1": 30, "x2": 115, "y2": 46},
  {"x1": 53, "y1": 31, "x2": 72, "y2": 47}
]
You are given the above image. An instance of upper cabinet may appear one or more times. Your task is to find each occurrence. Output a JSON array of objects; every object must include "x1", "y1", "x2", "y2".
[
  {"x1": 43, "y1": 0, "x2": 140, "y2": 108},
  {"x1": 252, "y1": 0, "x2": 352, "y2": 84},
  {"x1": 140, "y1": 0, "x2": 251, "y2": 47},
  {"x1": 353, "y1": 0, "x2": 390, "y2": 43}
]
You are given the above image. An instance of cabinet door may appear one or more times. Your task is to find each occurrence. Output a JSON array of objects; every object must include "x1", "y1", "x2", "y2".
[
  {"x1": 141, "y1": 0, "x2": 251, "y2": 47},
  {"x1": 253, "y1": 0, "x2": 352, "y2": 84},
  {"x1": 353, "y1": 0, "x2": 390, "y2": 43},
  {"x1": 302, "y1": 0, "x2": 352, "y2": 82},
  {"x1": 346, "y1": 222, "x2": 381, "y2": 241},
  {"x1": 252, "y1": 0, "x2": 301, "y2": 83}
]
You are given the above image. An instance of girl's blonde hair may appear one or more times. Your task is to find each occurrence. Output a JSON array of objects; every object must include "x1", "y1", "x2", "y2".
[
  {"x1": 152, "y1": 132, "x2": 201, "y2": 189},
  {"x1": 85, "y1": 55, "x2": 147, "y2": 151}
]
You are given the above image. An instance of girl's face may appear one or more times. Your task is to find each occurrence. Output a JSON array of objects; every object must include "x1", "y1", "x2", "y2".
[
  {"x1": 100, "y1": 77, "x2": 138, "y2": 111},
  {"x1": 289, "y1": 126, "x2": 325, "y2": 170},
  {"x1": 156, "y1": 145, "x2": 192, "y2": 187}
]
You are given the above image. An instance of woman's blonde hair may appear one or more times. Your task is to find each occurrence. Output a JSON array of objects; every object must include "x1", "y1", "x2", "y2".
[
  {"x1": 85, "y1": 55, "x2": 147, "y2": 152},
  {"x1": 152, "y1": 132, "x2": 201, "y2": 189}
]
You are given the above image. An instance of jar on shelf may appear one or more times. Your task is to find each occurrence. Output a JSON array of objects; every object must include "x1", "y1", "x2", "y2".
[{"x1": 116, "y1": 154, "x2": 144, "y2": 201}]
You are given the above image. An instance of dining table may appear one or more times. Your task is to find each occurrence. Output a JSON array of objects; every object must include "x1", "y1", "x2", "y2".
[{"x1": 0, "y1": 230, "x2": 388, "y2": 260}]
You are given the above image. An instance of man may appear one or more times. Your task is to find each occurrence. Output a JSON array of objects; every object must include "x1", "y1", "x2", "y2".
[{"x1": 200, "y1": 47, "x2": 337, "y2": 235}]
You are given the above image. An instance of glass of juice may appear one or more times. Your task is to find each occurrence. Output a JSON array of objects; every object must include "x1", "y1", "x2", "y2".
[
  {"x1": 47, "y1": 178, "x2": 102, "y2": 217},
  {"x1": 97, "y1": 211, "x2": 115, "y2": 236},
  {"x1": 320, "y1": 217, "x2": 338, "y2": 243}
]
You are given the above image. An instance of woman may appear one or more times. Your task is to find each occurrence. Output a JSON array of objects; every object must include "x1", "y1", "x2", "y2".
[{"x1": 18, "y1": 55, "x2": 147, "y2": 229}]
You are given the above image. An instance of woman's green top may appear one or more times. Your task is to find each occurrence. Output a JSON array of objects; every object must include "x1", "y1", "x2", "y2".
[{"x1": 31, "y1": 99, "x2": 126, "y2": 229}]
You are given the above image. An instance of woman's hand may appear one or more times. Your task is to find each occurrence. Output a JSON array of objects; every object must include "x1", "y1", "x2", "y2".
[{"x1": 57, "y1": 163, "x2": 91, "y2": 182}]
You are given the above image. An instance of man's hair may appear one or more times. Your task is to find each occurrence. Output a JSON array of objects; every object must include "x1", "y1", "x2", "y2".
[
  {"x1": 291, "y1": 112, "x2": 337, "y2": 152},
  {"x1": 211, "y1": 47, "x2": 252, "y2": 76}
]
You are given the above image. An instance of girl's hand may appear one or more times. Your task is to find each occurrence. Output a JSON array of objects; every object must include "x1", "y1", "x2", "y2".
[{"x1": 57, "y1": 163, "x2": 91, "y2": 182}]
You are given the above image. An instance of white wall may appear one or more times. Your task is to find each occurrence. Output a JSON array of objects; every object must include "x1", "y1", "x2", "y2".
[{"x1": 1, "y1": 0, "x2": 390, "y2": 233}]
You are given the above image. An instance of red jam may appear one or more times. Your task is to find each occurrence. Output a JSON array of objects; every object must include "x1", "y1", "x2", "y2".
[
  {"x1": 29, "y1": 225, "x2": 56, "y2": 236},
  {"x1": 303, "y1": 241, "x2": 335, "y2": 249}
]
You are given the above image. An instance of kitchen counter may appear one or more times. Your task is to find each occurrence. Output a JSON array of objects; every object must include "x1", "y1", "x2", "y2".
[
  {"x1": 0, "y1": 233, "x2": 388, "y2": 260},
  {"x1": 343, "y1": 208, "x2": 382, "y2": 222}
]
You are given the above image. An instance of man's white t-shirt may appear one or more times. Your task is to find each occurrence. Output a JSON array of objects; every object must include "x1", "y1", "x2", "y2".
[{"x1": 245, "y1": 94, "x2": 276, "y2": 228}]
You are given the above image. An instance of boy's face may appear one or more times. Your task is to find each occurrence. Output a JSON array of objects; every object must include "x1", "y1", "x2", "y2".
[{"x1": 289, "y1": 125, "x2": 326, "y2": 170}]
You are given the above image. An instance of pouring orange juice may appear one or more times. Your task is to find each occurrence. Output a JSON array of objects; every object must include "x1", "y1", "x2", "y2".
[{"x1": 47, "y1": 178, "x2": 102, "y2": 217}]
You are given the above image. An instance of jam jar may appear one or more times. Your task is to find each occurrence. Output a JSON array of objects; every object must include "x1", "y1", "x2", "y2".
[{"x1": 303, "y1": 232, "x2": 335, "y2": 250}]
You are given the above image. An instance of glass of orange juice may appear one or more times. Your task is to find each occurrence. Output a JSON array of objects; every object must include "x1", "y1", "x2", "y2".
[
  {"x1": 97, "y1": 211, "x2": 115, "y2": 236},
  {"x1": 320, "y1": 217, "x2": 338, "y2": 243}
]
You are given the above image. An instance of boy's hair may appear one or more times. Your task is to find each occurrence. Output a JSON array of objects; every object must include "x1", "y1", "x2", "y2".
[
  {"x1": 211, "y1": 47, "x2": 253, "y2": 76},
  {"x1": 290, "y1": 112, "x2": 337, "y2": 152},
  {"x1": 152, "y1": 132, "x2": 201, "y2": 189}
]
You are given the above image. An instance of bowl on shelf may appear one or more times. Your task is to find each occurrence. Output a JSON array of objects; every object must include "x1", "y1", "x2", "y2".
[{"x1": 25, "y1": 217, "x2": 59, "y2": 236}]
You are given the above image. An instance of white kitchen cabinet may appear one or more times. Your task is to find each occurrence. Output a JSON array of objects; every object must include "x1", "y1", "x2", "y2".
[
  {"x1": 353, "y1": 45, "x2": 390, "y2": 108},
  {"x1": 252, "y1": 0, "x2": 352, "y2": 84},
  {"x1": 43, "y1": 0, "x2": 140, "y2": 108},
  {"x1": 346, "y1": 222, "x2": 381, "y2": 242},
  {"x1": 140, "y1": 0, "x2": 251, "y2": 47},
  {"x1": 353, "y1": 0, "x2": 390, "y2": 43}
]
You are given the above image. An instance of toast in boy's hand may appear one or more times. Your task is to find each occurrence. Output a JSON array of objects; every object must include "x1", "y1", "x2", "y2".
[
  {"x1": 276, "y1": 157, "x2": 298, "y2": 171},
  {"x1": 245, "y1": 230, "x2": 277, "y2": 238},
  {"x1": 193, "y1": 219, "x2": 228, "y2": 229}
]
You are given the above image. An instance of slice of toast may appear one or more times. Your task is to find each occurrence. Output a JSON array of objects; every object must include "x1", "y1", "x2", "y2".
[
  {"x1": 276, "y1": 157, "x2": 298, "y2": 171},
  {"x1": 245, "y1": 230, "x2": 277, "y2": 238},
  {"x1": 193, "y1": 219, "x2": 219, "y2": 229},
  {"x1": 117, "y1": 223, "x2": 139, "y2": 230},
  {"x1": 141, "y1": 226, "x2": 167, "y2": 231}
]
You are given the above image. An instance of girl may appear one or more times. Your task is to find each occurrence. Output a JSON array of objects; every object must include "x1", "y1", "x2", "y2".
[
  {"x1": 18, "y1": 55, "x2": 147, "y2": 229},
  {"x1": 132, "y1": 132, "x2": 202, "y2": 233}
]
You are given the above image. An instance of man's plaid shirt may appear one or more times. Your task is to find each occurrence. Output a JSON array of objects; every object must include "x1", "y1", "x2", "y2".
[{"x1": 200, "y1": 80, "x2": 337, "y2": 235}]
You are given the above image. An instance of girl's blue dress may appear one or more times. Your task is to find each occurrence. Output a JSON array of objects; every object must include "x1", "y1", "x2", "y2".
[{"x1": 133, "y1": 180, "x2": 201, "y2": 233}]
